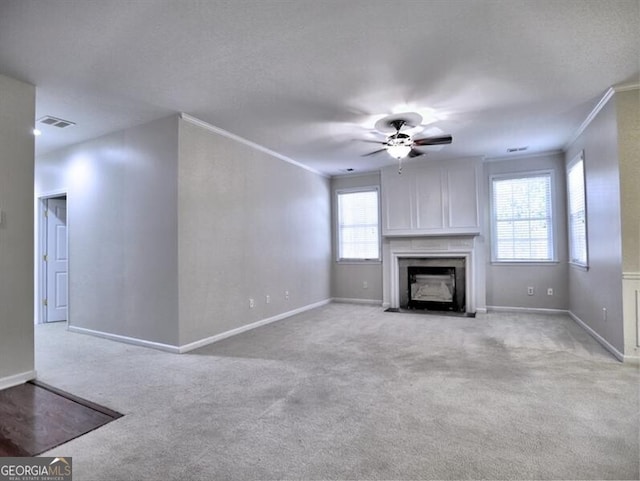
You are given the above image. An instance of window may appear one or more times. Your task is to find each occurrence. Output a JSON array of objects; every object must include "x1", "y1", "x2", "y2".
[
  {"x1": 336, "y1": 188, "x2": 380, "y2": 261},
  {"x1": 491, "y1": 172, "x2": 554, "y2": 262},
  {"x1": 567, "y1": 153, "x2": 588, "y2": 267}
]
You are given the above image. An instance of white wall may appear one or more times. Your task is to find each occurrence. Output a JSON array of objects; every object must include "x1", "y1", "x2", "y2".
[
  {"x1": 177, "y1": 118, "x2": 332, "y2": 345},
  {"x1": 484, "y1": 153, "x2": 569, "y2": 310},
  {"x1": 565, "y1": 94, "x2": 624, "y2": 354},
  {"x1": 35, "y1": 114, "x2": 332, "y2": 350},
  {"x1": 331, "y1": 172, "x2": 383, "y2": 303},
  {"x1": 0, "y1": 74, "x2": 35, "y2": 388},
  {"x1": 35, "y1": 115, "x2": 180, "y2": 345}
]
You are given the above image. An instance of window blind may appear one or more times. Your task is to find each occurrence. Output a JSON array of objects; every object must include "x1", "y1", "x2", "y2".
[
  {"x1": 337, "y1": 190, "x2": 380, "y2": 260},
  {"x1": 491, "y1": 173, "x2": 553, "y2": 261},
  {"x1": 568, "y1": 157, "x2": 587, "y2": 266}
]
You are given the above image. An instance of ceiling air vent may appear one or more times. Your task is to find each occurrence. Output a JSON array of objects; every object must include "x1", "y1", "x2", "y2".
[
  {"x1": 37, "y1": 116, "x2": 76, "y2": 129},
  {"x1": 506, "y1": 146, "x2": 528, "y2": 153}
]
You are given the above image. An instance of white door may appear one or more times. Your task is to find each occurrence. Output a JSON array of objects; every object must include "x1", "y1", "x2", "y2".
[{"x1": 45, "y1": 198, "x2": 68, "y2": 322}]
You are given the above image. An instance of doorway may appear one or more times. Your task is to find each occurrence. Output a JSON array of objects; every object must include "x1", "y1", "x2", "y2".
[{"x1": 38, "y1": 195, "x2": 68, "y2": 324}]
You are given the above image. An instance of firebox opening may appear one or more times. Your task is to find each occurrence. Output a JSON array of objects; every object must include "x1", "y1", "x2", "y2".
[
  {"x1": 398, "y1": 257, "x2": 466, "y2": 313},
  {"x1": 408, "y1": 266, "x2": 457, "y2": 311}
]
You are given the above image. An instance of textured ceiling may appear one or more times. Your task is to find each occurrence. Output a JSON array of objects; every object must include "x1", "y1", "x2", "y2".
[{"x1": 0, "y1": 0, "x2": 638, "y2": 175}]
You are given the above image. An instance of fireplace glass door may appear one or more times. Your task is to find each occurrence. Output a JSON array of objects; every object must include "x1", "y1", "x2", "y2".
[{"x1": 407, "y1": 266, "x2": 458, "y2": 311}]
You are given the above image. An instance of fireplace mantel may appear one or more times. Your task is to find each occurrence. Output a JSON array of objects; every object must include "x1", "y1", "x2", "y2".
[{"x1": 382, "y1": 235, "x2": 486, "y2": 313}]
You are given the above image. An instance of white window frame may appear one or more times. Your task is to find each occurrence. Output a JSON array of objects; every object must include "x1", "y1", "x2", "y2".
[
  {"x1": 490, "y1": 170, "x2": 556, "y2": 264},
  {"x1": 567, "y1": 152, "x2": 589, "y2": 269},
  {"x1": 335, "y1": 186, "x2": 381, "y2": 263}
]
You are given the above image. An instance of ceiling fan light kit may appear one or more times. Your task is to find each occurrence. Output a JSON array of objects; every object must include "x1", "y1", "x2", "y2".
[
  {"x1": 387, "y1": 143, "x2": 412, "y2": 159},
  {"x1": 361, "y1": 112, "x2": 453, "y2": 173}
]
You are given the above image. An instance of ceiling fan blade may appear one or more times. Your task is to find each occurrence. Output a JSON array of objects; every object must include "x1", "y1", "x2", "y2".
[
  {"x1": 408, "y1": 149, "x2": 424, "y2": 158},
  {"x1": 413, "y1": 135, "x2": 453, "y2": 146},
  {"x1": 357, "y1": 139, "x2": 387, "y2": 145},
  {"x1": 361, "y1": 148, "x2": 387, "y2": 157}
]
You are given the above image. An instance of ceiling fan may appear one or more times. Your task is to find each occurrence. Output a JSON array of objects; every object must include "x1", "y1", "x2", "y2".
[{"x1": 361, "y1": 116, "x2": 452, "y2": 173}]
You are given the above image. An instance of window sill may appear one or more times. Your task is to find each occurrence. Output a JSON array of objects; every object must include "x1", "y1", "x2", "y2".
[
  {"x1": 336, "y1": 259, "x2": 382, "y2": 265},
  {"x1": 490, "y1": 260, "x2": 560, "y2": 267}
]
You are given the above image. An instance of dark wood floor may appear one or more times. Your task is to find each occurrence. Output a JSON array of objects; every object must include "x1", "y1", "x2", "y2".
[{"x1": 0, "y1": 380, "x2": 122, "y2": 456}]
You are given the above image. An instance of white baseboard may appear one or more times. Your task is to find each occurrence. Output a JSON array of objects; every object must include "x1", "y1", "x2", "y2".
[
  {"x1": 67, "y1": 299, "x2": 333, "y2": 355},
  {"x1": 0, "y1": 370, "x2": 37, "y2": 390},
  {"x1": 178, "y1": 298, "x2": 332, "y2": 353},
  {"x1": 487, "y1": 306, "x2": 569, "y2": 315},
  {"x1": 67, "y1": 325, "x2": 181, "y2": 353},
  {"x1": 568, "y1": 311, "x2": 625, "y2": 362},
  {"x1": 332, "y1": 298, "x2": 383, "y2": 306}
]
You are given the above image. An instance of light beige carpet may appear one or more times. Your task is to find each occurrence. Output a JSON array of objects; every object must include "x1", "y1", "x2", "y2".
[{"x1": 36, "y1": 304, "x2": 639, "y2": 480}]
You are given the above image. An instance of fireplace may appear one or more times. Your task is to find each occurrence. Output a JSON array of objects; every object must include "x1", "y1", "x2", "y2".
[
  {"x1": 398, "y1": 257, "x2": 466, "y2": 312},
  {"x1": 383, "y1": 236, "x2": 482, "y2": 314}
]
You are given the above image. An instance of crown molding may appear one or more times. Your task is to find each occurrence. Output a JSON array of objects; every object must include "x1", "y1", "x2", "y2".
[
  {"x1": 180, "y1": 113, "x2": 327, "y2": 178},
  {"x1": 613, "y1": 82, "x2": 640, "y2": 93},
  {"x1": 564, "y1": 88, "x2": 615, "y2": 150},
  {"x1": 331, "y1": 170, "x2": 381, "y2": 180},
  {"x1": 565, "y1": 83, "x2": 639, "y2": 150},
  {"x1": 484, "y1": 149, "x2": 563, "y2": 162}
]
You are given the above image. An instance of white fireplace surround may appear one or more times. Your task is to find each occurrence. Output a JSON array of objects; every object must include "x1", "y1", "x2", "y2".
[{"x1": 382, "y1": 236, "x2": 486, "y2": 313}]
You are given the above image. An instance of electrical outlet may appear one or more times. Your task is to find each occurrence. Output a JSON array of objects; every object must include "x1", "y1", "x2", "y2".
[
  {"x1": 266, "y1": 295, "x2": 270, "y2": 304},
  {"x1": 285, "y1": 290, "x2": 289, "y2": 300},
  {"x1": 547, "y1": 288, "x2": 553, "y2": 296},
  {"x1": 527, "y1": 286, "x2": 534, "y2": 296},
  {"x1": 249, "y1": 298, "x2": 255, "y2": 308},
  {"x1": 363, "y1": 281, "x2": 368, "y2": 289}
]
